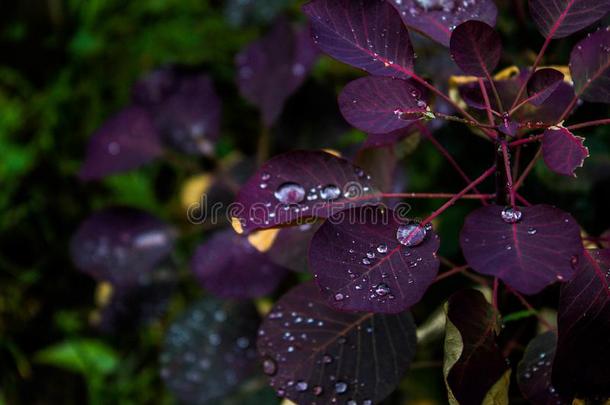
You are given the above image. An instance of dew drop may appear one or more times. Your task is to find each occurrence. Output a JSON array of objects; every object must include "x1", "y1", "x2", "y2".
[
  {"x1": 263, "y1": 358, "x2": 277, "y2": 375},
  {"x1": 334, "y1": 293, "x2": 345, "y2": 301},
  {"x1": 373, "y1": 283, "x2": 391, "y2": 297},
  {"x1": 366, "y1": 252, "x2": 375, "y2": 259},
  {"x1": 501, "y1": 207, "x2": 522, "y2": 224},
  {"x1": 377, "y1": 243, "x2": 388, "y2": 253},
  {"x1": 274, "y1": 183, "x2": 305, "y2": 204},
  {"x1": 295, "y1": 381, "x2": 308, "y2": 392},
  {"x1": 335, "y1": 381, "x2": 348, "y2": 394},
  {"x1": 320, "y1": 184, "x2": 341, "y2": 200},
  {"x1": 527, "y1": 227, "x2": 537, "y2": 235},
  {"x1": 362, "y1": 258, "x2": 371, "y2": 265},
  {"x1": 396, "y1": 223, "x2": 426, "y2": 246},
  {"x1": 261, "y1": 172, "x2": 271, "y2": 181},
  {"x1": 322, "y1": 354, "x2": 333, "y2": 364}
]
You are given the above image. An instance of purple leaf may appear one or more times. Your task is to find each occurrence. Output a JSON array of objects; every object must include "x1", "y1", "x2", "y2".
[
  {"x1": 552, "y1": 249, "x2": 610, "y2": 398},
  {"x1": 449, "y1": 21, "x2": 502, "y2": 77},
  {"x1": 460, "y1": 204, "x2": 583, "y2": 294},
  {"x1": 570, "y1": 27, "x2": 610, "y2": 104},
  {"x1": 517, "y1": 332, "x2": 573, "y2": 404},
  {"x1": 267, "y1": 221, "x2": 322, "y2": 272},
  {"x1": 302, "y1": 0, "x2": 415, "y2": 78},
  {"x1": 527, "y1": 68, "x2": 565, "y2": 106},
  {"x1": 153, "y1": 74, "x2": 222, "y2": 155},
  {"x1": 444, "y1": 289, "x2": 510, "y2": 404},
  {"x1": 191, "y1": 228, "x2": 289, "y2": 299},
  {"x1": 161, "y1": 298, "x2": 260, "y2": 403},
  {"x1": 236, "y1": 18, "x2": 319, "y2": 126},
  {"x1": 234, "y1": 150, "x2": 380, "y2": 233},
  {"x1": 70, "y1": 207, "x2": 175, "y2": 287},
  {"x1": 78, "y1": 106, "x2": 163, "y2": 181},
  {"x1": 309, "y1": 206, "x2": 440, "y2": 313},
  {"x1": 529, "y1": 0, "x2": 610, "y2": 39},
  {"x1": 389, "y1": 0, "x2": 498, "y2": 46},
  {"x1": 257, "y1": 281, "x2": 417, "y2": 404},
  {"x1": 542, "y1": 127, "x2": 589, "y2": 177},
  {"x1": 338, "y1": 76, "x2": 428, "y2": 134}
]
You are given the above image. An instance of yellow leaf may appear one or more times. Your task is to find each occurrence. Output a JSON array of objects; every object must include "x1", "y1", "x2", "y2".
[{"x1": 247, "y1": 228, "x2": 280, "y2": 253}]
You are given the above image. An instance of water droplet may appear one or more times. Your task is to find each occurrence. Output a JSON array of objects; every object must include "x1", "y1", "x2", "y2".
[
  {"x1": 527, "y1": 227, "x2": 537, "y2": 235},
  {"x1": 295, "y1": 381, "x2": 308, "y2": 392},
  {"x1": 396, "y1": 223, "x2": 426, "y2": 246},
  {"x1": 377, "y1": 244, "x2": 388, "y2": 253},
  {"x1": 373, "y1": 283, "x2": 391, "y2": 296},
  {"x1": 501, "y1": 207, "x2": 522, "y2": 223},
  {"x1": 334, "y1": 293, "x2": 345, "y2": 301},
  {"x1": 261, "y1": 172, "x2": 271, "y2": 181},
  {"x1": 362, "y1": 258, "x2": 371, "y2": 265},
  {"x1": 313, "y1": 385, "x2": 323, "y2": 396},
  {"x1": 274, "y1": 183, "x2": 305, "y2": 204},
  {"x1": 320, "y1": 184, "x2": 341, "y2": 200},
  {"x1": 366, "y1": 252, "x2": 375, "y2": 259},
  {"x1": 322, "y1": 354, "x2": 333, "y2": 364},
  {"x1": 335, "y1": 381, "x2": 348, "y2": 394},
  {"x1": 263, "y1": 358, "x2": 277, "y2": 375}
]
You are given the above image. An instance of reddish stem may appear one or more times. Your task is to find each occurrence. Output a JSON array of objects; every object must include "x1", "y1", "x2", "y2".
[
  {"x1": 434, "y1": 265, "x2": 469, "y2": 282},
  {"x1": 514, "y1": 148, "x2": 541, "y2": 191},
  {"x1": 420, "y1": 165, "x2": 496, "y2": 227},
  {"x1": 567, "y1": 118, "x2": 610, "y2": 131},
  {"x1": 479, "y1": 78, "x2": 496, "y2": 127},
  {"x1": 515, "y1": 193, "x2": 532, "y2": 206},
  {"x1": 417, "y1": 122, "x2": 489, "y2": 205},
  {"x1": 506, "y1": 286, "x2": 557, "y2": 332},
  {"x1": 501, "y1": 142, "x2": 516, "y2": 207},
  {"x1": 510, "y1": 35, "x2": 552, "y2": 111},
  {"x1": 509, "y1": 135, "x2": 544, "y2": 147}
]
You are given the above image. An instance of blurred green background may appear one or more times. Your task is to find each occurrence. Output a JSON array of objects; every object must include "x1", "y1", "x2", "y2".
[{"x1": 1, "y1": 1, "x2": 609, "y2": 404}]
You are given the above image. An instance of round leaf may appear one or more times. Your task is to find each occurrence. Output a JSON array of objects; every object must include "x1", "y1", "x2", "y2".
[
  {"x1": 460, "y1": 204, "x2": 583, "y2": 294},
  {"x1": 257, "y1": 281, "x2": 417, "y2": 404},
  {"x1": 191, "y1": 228, "x2": 289, "y2": 299},
  {"x1": 338, "y1": 76, "x2": 428, "y2": 134},
  {"x1": 529, "y1": 0, "x2": 610, "y2": 39},
  {"x1": 389, "y1": 0, "x2": 497, "y2": 46},
  {"x1": 70, "y1": 207, "x2": 174, "y2": 286},
  {"x1": 527, "y1": 68, "x2": 565, "y2": 106},
  {"x1": 542, "y1": 127, "x2": 589, "y2": 177},
  {"x1": 161, "y1": 299, "x2": 260, "y2": 404},
  {"x1": 302, "y1": 0, "x2": 415, "y2": 78},
  {"x1": 450, "y1": 21, "x2": 501, "y2": 77},
  {"x1": 233, "y1": 150, "x2": 380, "y2": 233},
  {"x1": 309, "y1": 206, "x2": 440, "y2": 313}
]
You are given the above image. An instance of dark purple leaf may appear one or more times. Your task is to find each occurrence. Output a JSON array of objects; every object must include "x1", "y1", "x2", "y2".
[
  {"x1": 449, "y1": 21, "x2": 502, "y2": 77},
  {"x1": 233, "y1": 150, "x2": 380, "y2": 233},
  {"x1": 497, "y1": 115, "x2": 519, "y2": 137},
  {"x1": 389, "y1": 0, "x2": 498, "y2": 46},
  {"x1": 153, "y1": 74, "x2": 221, "y2": 155},
  {"x1": 236, "y1": 18, "x2": 319, "y2": 126},
  {"x1": 552, "y1": 249, "x2": 610, "y2": 398},
  {"x1": 191, "y1": 228, "x2": 289, "y2": 299},
  {"x1": 267, "y1": 221, "x2": 322, "y2": 272},
  {"x1": 444, "y1": 289, "x2": 510, "y2": 404},
  {"x1": 257, "y1": 281, "x2": 417, "y2": 404},
  {"x1": 542, "y1": 127, "x2": 589, "y2": 177},
  {"x1": 458, "y1": 70, "x2": 575, "y2": 125},
  {"x1": 70, "y1": 207, "x2": 175, "y2": 287},
  {"x1": 78, "y1": 106, "x2": 163, "y2": 181},
  {"x1": 161, "y1": 298, "x2": 260, "y2": 404},
  {"x1": 527, "y1": 68, "x2": 565, "y2": 106},
  {"x1": 98, "y1": 265, "x2": 176, "y2": 334},
  {"x1": 460, "y1": 204, "x2": 583, "y2": 294},
  {"x1": 529, "y1": 0, "x2": 610, "y2": 39},
  {"x1": 517, "y1": 332, "x2": 573, "y2": 404},
  {"x1": 309, "y1": 206, "x2": 440, "y2": 313},
  {"x1": 338, "y1": 76, "x2": 428, "y2": 134},
  {"x1": 570, "y1": 27, "x2": 610, "y2": 104},
  {"x1": 302, "y1": 0, "x2": 415, "y2": 78}
]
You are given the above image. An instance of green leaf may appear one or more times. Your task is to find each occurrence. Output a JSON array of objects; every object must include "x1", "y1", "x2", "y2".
[{"x1": 34, "y1": 339, "x2": 119, "y2": 376}]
